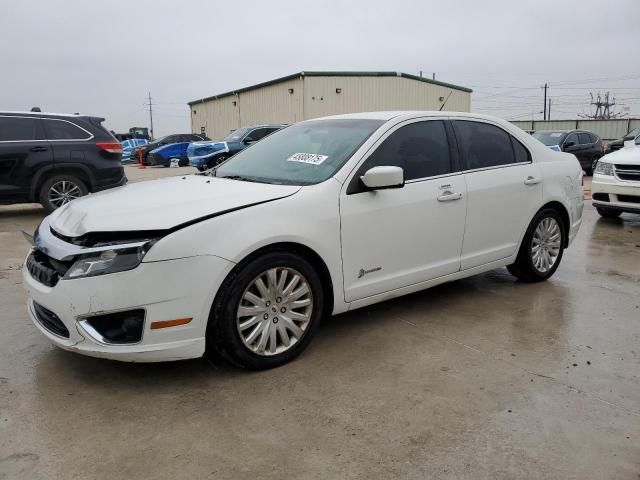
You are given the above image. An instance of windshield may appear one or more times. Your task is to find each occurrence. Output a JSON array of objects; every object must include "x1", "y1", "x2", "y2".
[
  {"x1": 223, "y1": 127, "x2": 252, "y2": 142},
  {"x1": 532, "y1": 131, "x2": 566, "y2": 146},
  {"x1": 215, "y1": 119, "x2": 384, "y2": 185}
]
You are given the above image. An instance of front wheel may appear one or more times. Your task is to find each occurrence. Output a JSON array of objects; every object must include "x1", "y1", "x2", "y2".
[
  {"x1": 508, "y1": 208, "x2": 565, "y2": 282},
  {"x1": 207, "y1": 252, "x2": 324, "y2": 370}
]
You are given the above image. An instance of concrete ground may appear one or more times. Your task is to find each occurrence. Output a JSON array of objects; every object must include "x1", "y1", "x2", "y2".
[{"x1": 0, "y1": 167, "x2": 638, "y2": 479}]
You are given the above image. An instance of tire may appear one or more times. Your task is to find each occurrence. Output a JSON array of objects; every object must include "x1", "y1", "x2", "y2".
[
  {"x1": 207, "y1": 251, "x2": 324, "y2": 370},
  {"x1": 39, "y1": 174, "x2": 88, "y2": 213},
  {"x1": 596, "y1": 207, "x2": 621, "y2": 219},
  {"x1": 207, "y1": 154, "x2": 228, "y2": 169},
  {"x1": 507, "y1": 208, "x2": 565, "y2": 282}
]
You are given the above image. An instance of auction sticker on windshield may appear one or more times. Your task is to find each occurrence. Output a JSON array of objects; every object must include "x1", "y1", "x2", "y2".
[{"x1": 287, "y1": 152, "x2": 328, "y2": 165}]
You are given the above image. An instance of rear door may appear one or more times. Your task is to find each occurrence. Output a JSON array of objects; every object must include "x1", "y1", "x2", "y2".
[
  {"x1": 0, "y1": 115, "x2": 51, "y2": 201},
  {"x1": 453, "y1": 119, "x2": 542, "y2": 270}
]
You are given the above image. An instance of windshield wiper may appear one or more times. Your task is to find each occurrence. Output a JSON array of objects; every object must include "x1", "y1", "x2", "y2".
[{"x1": 219, "y1": 175, "x2": 263, "y2": 183}]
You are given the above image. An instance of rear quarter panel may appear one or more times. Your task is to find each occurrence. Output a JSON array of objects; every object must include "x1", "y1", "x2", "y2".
[{"x1": 538, "y1": 151, "x2": 584, "y2": 245}]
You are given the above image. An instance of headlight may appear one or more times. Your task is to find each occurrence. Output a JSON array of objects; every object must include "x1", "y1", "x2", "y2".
[
  {"x1": 594, "y1": 161, "x2": 614, "y2": 176},
  {"x1": 64, "y1": 243, "x2": 154, "y2": 279}
]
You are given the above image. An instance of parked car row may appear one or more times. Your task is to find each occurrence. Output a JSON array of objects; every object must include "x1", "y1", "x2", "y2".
[
  {"x1": 188, "y1": 125, "x2": 285, "y2": 171},
  {"x1": 532, "y1": 129, "x2": 603, "y2": 175},
  {"x1": 131, "y1": 133, "x2": 208, "y2": 166}
]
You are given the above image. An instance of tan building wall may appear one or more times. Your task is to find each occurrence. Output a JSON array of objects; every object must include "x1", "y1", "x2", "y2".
[
  {"x1": 303, "y1": 75, "x2": 470, "y2": 118},
  {"x1": 190, "y1": 73, "x2": 471, "y2": 139}
]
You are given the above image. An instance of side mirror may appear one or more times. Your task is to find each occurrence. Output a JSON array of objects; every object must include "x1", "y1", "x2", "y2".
[
  {"x1": 563, "y1": 140, "x2": 575, "y2": 149},
  {"x1": 360, "y1": 166, "x2": 404, "y2": 190},
  {"x1": 243, "y1": 137, "x2": 254, "y2": 144}
]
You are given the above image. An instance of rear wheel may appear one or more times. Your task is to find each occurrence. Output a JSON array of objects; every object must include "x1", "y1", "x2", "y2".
[
  {"x1": 596, "y1": 207, "x2": 621, "y2": 219},
  {"x1": 39, "y1": 174, "x2": 88, "y2": 213},
  {"x1": 207, "y1": 252, "x2": 324, "y2": 370},
  {"x1": 507, "y1": 208, "x2": 565, "y2": 282}
]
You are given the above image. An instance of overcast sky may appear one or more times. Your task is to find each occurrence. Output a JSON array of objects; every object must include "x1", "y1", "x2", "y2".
[{"x1": 1, "y1": 0, "x2": 639, "y2": 136}]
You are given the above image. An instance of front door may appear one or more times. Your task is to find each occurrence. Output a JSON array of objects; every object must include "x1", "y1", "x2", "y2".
[{"x1": 340, "y1": 119, "x2": 467, "y2": 303}]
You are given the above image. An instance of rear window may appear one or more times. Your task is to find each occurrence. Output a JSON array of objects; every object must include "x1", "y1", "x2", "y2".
[
  {"x1": 44, "y1": 119, "x2": 92, "y2": 140},
  {"x1": 0, "y1": 116, "x2": 38, "y2": 141}
]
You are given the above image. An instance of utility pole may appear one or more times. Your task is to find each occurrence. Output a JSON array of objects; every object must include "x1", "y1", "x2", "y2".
[
  {"x1": 147, "y1": 92, "x2": 154, "y2": 140},
  {"x1": 542, "y1": 83, "x2": 548, "y2": 120},
  {"x1": 548, "y1": 98, "x2": 551, "y2": 120}
]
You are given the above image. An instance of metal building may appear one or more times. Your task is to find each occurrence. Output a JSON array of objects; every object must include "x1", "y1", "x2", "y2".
[{"x1": 188, "y1": 71, "x2": 472, "y2": 139}]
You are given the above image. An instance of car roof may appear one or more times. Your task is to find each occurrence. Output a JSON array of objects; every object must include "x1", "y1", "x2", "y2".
[
  {"x1": 0, "y1": 110, "x2": 98, "y2": 119},
  {"x1": 314, "y1": 111, "x2": 525, "y2": 123}
]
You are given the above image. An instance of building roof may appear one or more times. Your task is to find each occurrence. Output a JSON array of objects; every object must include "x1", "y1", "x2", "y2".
[{"x1": 187, "y1": 71, "x2": 472, "y2": 105}]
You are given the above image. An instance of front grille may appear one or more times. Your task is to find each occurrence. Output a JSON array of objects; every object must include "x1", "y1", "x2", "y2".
[
  {"x1": 27, "y1": 251, "x2": 59, "y2": 287},
  {"x1": 26, "y1": 250, "x2": 72, "y2": 287},
  {"x1": 33, "y1": 302, "x2": 69, "y2": 338},
  {"x1": 618, "y1": 194, "x2": 640, "y2": 204},
  {"x1": 615, "y1": 164, "x2": 640, "y2": 182}
]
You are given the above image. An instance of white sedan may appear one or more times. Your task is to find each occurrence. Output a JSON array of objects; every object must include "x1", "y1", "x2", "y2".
[
  {"x1": 22, "y1": 112, "x2": 584, "y2": 369},
  {"x1": 592, "y1": 133, "x2": 640, "y2": 218}
]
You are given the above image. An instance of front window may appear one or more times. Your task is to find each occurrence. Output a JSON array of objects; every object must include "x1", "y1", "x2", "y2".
[
  {"x1": 532, "y1": 131, "x2": 566, "y2": 146},
  {"x1": 215, "y1": 119, "x2": 384, "y2": 185}
]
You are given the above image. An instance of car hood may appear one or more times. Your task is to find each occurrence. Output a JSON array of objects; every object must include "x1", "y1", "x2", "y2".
[
  {"x1": 601, "y1": 145, "x2": 640, "y2": 165},
  {"x1": 49, "y1": 175, "x2": 301, "y2": 237}
]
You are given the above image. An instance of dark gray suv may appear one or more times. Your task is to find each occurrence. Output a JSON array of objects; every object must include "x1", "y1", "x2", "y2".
[{"x1": 0, "y1": 111, "x2": 126, "y2": 212}]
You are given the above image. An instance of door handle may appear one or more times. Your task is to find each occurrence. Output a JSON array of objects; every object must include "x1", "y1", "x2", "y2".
[
  {"x1": 30, "y1": 146, "x2": 48, "y2": 152},
  {"x1": 524, "y1": 176, "x2": 541, "y2": 185},
  {"x1": 437, "y1": 191, "x2": 463, "y2": 202}
]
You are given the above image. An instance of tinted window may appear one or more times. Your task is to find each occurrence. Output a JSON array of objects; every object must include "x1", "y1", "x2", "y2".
[
  {"x1": 578, "y1": 133, "x2": 591, "y2": 144},
  {"x1": 590, "y1": 133, "x2": 599, "y2": 143},
  {"x1": 511, "y1": 137, "x2": 530, "y2": 163},
  {"x1": 362, "y1": 121, "x2": 451, "y2": 181},
  {"x1": 44, "y1": 119, "x2": 90, "y2": 140},
  {"x1": 247, "y1": 128, "x2": 269, "y2": 141},
  {"x1": 0, "y1": 116, "x2": 38, "y2": 141},
  {"x1": 532, "y1": 131, "x2": 566, "y2": 146},
  {"x1": 454, "y1": 121, "x2": 514, "y2": 169},
  {"x1": 564, "y1": 133, "x2": 578, "y2": 146}
]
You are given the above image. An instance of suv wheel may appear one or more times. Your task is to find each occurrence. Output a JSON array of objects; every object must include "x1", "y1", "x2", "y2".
[
  {"x1": 508, "y1": 208, "x2": 565, "y2": 282},
  {"x1": 207, "y1": 251, "x2": 324, "y2": 370},
  {"x1": 39, "y1": 174, "x2": 88, "y2": 213}
]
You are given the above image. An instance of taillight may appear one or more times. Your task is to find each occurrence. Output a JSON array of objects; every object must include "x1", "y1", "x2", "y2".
[{"x1": 96, "y1": 142, "x2": 123, "y2": 153}]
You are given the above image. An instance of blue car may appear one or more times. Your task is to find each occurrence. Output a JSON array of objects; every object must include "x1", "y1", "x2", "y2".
[
  {"x1": 120, "y1": 138, "x2": 149, "y2": 162},
  {"x1": 147, "y1": 142, "x2": 192, "y2": 167},
  {"x1": 188, "y1": 124, "x2": 285, "y2": 171}
]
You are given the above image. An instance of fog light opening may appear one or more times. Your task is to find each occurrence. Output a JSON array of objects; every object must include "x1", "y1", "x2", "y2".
[{"x1": 81, "y1": 309, "x2": 145, "y2": 345}]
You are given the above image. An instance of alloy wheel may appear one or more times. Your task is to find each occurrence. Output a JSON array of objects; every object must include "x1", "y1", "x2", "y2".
[
  {"x1": 236, "y1": 267, "x2": 313, "y2": 356},
  {"x1": 531, "y1": 217, "x2": 561, "y2": 273},
  {"x1": 48, "y1": 180, "x2": 82, "y2": 208}
]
